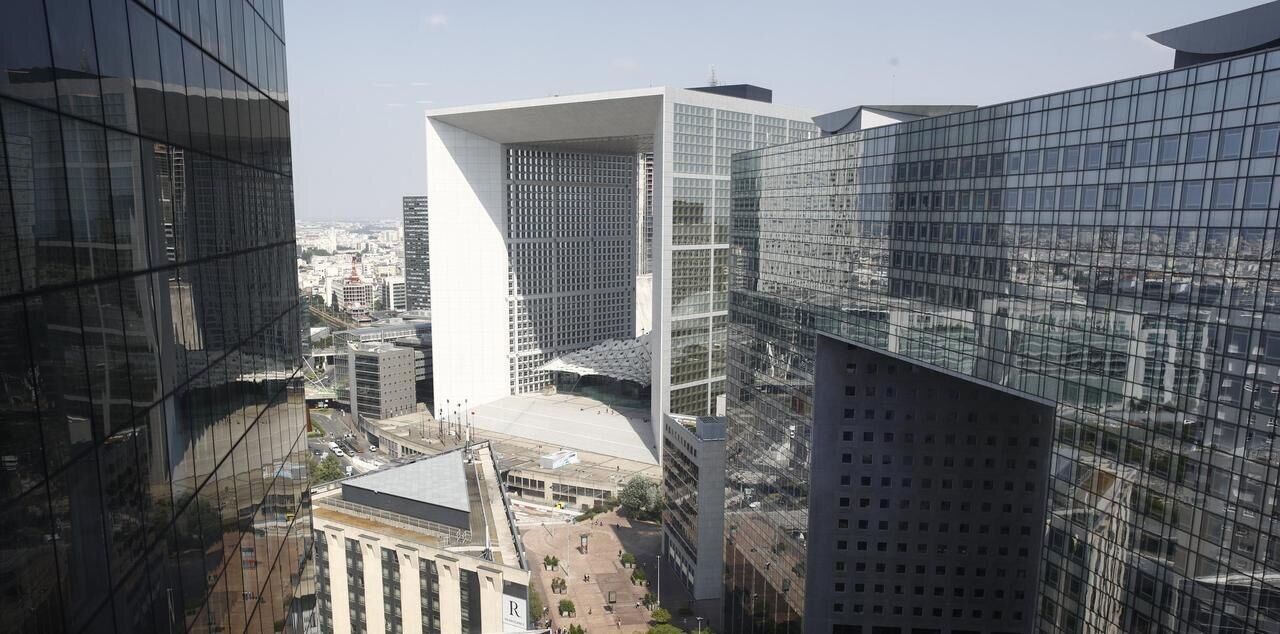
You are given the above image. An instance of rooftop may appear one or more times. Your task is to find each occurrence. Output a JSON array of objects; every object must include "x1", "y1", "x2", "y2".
[
  {"x1": 366, "y1": 407, "x2": 663, "y2": 483},
  {"x1": 314, "y1": 443, "x2": 525, "y2": 569},
  {"x1": 1148, "y1": 0, "x2": 1280, "y2": 68},
  {"x1": 342, "y1": 450, "x2": 469, "y2": 514},
  {"x1": 426, "y1": 86, "x2": 814, "y2": 154}
]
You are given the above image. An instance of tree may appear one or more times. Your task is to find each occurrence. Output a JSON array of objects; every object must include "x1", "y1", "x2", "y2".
[
  {"x1": 568, "y1": 625, "x2": 586, "y2": 634},
  {"x1": 311, "y1": 455, "x2": 343, "y2": 483},
  {"x1": 619, "y1": 475, "x2": 660, "y2": 516},
  {"x1": 650, "y1": 607, "x2": 672, "y2": 625},
  {"x1": 621, "y1": 552, "x2": 637, "y2": 567},
  {"x1": 558, "y1": 599, "x2": 575, "y2": 616},
  {"x1": 647, "y1": 625, "x2": 685, "y2": 634},
  {"x1": 642, "y1": 592, "x2": 657, "y2": 609},
  {"x1": 528, "y1": 588, "x2": 543, "y2": 624},
  {"x1": 631, "y1": 568, "x2": 647, "y2": 585}
]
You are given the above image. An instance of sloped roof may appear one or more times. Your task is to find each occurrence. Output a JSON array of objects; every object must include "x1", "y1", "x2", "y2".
[
  {"x1": 539, "y1": 333, "x2": 651, "y2": 385},
  {"x1": 342, "y1": 451, "x2": 469, "y2": 513},
  {"x1": 814, "y1": 105, "x2": 976, "y2": 135},
  {"x1": 1148, "y1": 1, "x2": 1280, "y2": 56}
]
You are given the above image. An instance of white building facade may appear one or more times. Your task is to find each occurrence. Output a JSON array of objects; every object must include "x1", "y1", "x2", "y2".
[{"x1": 425, "y1": 87, "x2": 815, "y2": 450}]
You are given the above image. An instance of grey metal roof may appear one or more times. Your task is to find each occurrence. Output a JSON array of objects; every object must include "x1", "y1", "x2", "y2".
[
  {"x1": 1148, "y1": 1, "x2": 1280, "y2": 55},
  {"x1": 343, "y1": 451, "x2": 470, "y2": 513}
]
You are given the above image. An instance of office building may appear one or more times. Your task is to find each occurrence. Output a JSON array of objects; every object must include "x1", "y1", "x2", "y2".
[
  {"x1": 425, "y1": 86, "x2": 816, "y2": 453},
  {"x1": 391, "y1": 334, "x2": 435, "y2": 411},
  {"x1": 662, "y1": 414, "x2": 727, "y2": 604},
  {"x1": 313, "y1": 444, "x2": 531, "y2": 634},
  {"x1": 403, "y1": 195, "x2": 431, "y2": 311},
  {"x1": 725, "y1": 5, "x2": 1280, "y2": 633},
  {"x1": 0, "y1": 0, "x2": 310, "y2": 632},
  {"x1": 382, "y1": 275, "x2": 407, "y2": 311},
  {"x1": 329, "y1": 274, "x2": 376, "y2": 314},
  {"x1": 335, "y1": 342, "x2": 417, "y2": 424}
]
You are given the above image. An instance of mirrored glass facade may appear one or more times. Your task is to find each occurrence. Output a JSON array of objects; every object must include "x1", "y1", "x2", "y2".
[
  {"x1": 728, "y1": 49, "x2": 1280, "y2": 633},
  {"x1": 669, "y1": 104, "x2": 816, "y2": 417},
  {"x1": 0, "y1": 0, "x2": 310, "y2": 632}
]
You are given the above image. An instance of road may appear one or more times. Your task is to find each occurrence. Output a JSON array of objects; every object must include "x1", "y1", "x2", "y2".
[{"x1": 307, "y1": 408, "x2": 385, "y2": 476}]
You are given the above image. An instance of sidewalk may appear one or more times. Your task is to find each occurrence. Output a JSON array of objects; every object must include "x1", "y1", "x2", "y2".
[{"x1": 522, "y1": 511, "x2": 666, "y2": 633}]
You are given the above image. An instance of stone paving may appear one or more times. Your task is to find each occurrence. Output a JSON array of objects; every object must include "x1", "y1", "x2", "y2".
[{"x1": 522, "y1": 510, "x2": 669, "y2": 634}]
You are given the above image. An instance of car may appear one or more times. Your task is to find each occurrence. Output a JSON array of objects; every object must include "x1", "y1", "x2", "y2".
[
  {"x1": 369, "y1": 445, "x2": 378, "y2": 453},
  {"x1": 333, "y1": 448, "x2": 345, "y2": 457}
]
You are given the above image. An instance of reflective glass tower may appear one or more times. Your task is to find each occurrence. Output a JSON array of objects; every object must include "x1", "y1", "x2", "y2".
[
  {"x1": 0, "y1": 0, "x2": 311, "y2": 632},
  {"x1": 402, "y1": 195, "x2": 429, "y2": 312},
  {"x1": 726, "y1": 8, "x2": 1280, "y2": 634}
]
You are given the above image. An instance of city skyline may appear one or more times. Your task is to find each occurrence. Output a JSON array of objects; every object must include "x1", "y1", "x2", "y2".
[{"x1": 286, "y1": 0, "x2": 1260, "y2": 222}]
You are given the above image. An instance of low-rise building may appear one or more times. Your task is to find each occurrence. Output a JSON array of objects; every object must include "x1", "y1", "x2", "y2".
[
  {"x1": 314, "y1": 444, "x2": 531, "y2": 634},
  {"x1": 661, "y1": 414, "x2": 725, "y2": 604}
]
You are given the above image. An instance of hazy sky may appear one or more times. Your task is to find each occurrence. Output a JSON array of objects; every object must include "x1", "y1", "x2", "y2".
[{"x1": 286, "y1": 0, "x2": 1262, "y2": 222}]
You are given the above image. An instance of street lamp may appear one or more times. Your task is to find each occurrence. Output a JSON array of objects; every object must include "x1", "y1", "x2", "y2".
[
  {"x1": 696, "y1": 616, "x2": 704, "y2": 634},
  {"x1": 655, "y1": 552, "x2": 661, "y2": 609}
]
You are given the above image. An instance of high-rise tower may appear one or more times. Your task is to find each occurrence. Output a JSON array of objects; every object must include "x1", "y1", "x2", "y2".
[
  {"x1": 725, "y1": 4, "x2": 1280, "y2": 632},
  {"x1": 0, "y1": 0, "x2": 311, "y2": 631},
  {"x1": 402, "y1": 195, "x2": 430, "y2": 311}
]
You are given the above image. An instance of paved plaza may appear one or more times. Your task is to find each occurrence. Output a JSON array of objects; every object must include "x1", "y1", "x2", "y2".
[
  {"x1": 522, "y1": 510, "x2": 691, "y2": 634},
  {"x1": 470, "y1": 393, "x2": 657, "y2": 464}
]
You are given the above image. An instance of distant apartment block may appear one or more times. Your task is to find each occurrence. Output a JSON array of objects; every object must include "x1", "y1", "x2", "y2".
[
  {"x1": 314, "y1": 445, "x2": 531, "y2": 633},
  {"x1": 403, "y1": 195, "x2": 432, "y2": 311},
  {"x1": 383, "y1": 275, "x2": 407, "y2": 311},
  {"x1": 330, "y1": 275, "x2": 376, "y2": 314}
]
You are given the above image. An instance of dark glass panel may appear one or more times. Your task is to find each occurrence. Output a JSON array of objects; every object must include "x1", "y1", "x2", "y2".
[
  {"x1": 128, "y1": 3, "x2": 168, "y2": 141},
  {"x1": 90, "y1": 0, "x2": 136, "y2": 132},
  {"x1": 183, "y1": 39, "x2": 209, "y2": 153},
  {"x1": 0, "y1": 116, "x2": 21, "y2": 298},
  {"x1": 157, "y1": 24, "x2": 191, "y2": 148},
  {"x1": 45, "y1": 0, "x2": 104, "y2": 122},
  {"x1": 0, "y1": 0, "x2": 56, "y2": 107},
  {"x1": 0, "y1": 486, "x2": 67, "y2": 631},
  {"x1": 203, "y1": 54, "x2": 226, "y2": 157},
  {"x1": 178, "y1": 0, "x2": 201, "y2": 40},
  {"x1": 1, "y1": 100, "x2": 75, "y2": 291},
  {"x1": 47, "y1": 446, "x2": 113, "y2": 632},
  {"x1": 61, "y1": 117, "x2": 119, "y2": 281},
  {"x1": 198, "y1": 0, "x2": 219, "y2": 50}
]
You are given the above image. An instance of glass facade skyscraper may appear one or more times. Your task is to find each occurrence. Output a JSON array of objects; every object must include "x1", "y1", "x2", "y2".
[
  {"x1": 402, "y1": 195, "x2": 429, "y2": 312},
  {"x1": 727, "y1": 39, "x2": 1280, "y2": 634},
  {"x1": 0, "y1": 0, "x2": 311, "y2": 632}
]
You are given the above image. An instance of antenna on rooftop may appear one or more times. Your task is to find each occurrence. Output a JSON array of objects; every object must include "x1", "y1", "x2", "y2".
[{"x1": 708, "y1": 65, "x2": 719, "y2": 87}]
